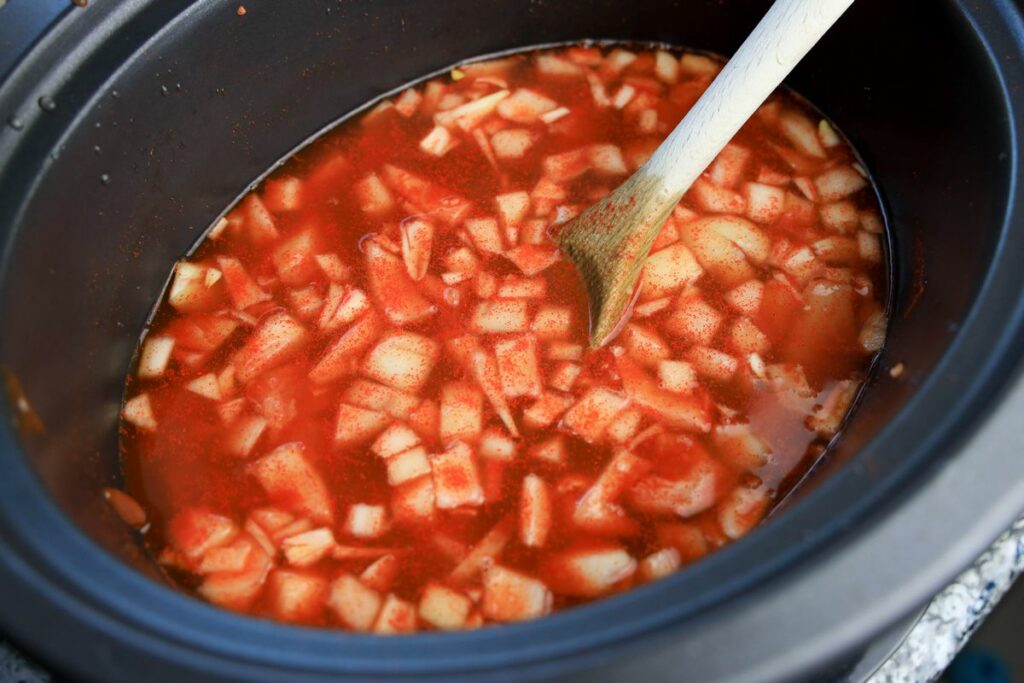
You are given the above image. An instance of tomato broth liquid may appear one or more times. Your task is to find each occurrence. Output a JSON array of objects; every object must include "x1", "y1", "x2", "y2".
[{"x1": 115, "y1": 45, "x2": 888, "y2": 632}]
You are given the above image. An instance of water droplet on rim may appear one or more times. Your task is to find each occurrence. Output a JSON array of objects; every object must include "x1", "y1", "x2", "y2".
[
  {"x1": 160, "y1": 85, "x2": 169, "y2": 96},
  {"x1": 38, "y1": 96, "x2": 56, "y2": 112},
  {"x1": 100, "y1": 173, "x2": 111, "y2": 185},
  {"x1": 7, "y1": 116, "x2": 23, "y2": 130}
]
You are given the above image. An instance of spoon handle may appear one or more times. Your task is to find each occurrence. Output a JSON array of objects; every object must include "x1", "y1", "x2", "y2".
[{"x1": 646, "y1": 0, "x2": 855, "y2": 197}]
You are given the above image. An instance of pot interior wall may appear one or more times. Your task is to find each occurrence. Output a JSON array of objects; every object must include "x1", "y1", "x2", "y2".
[{"x1": 0, "y1": 0, "x2": 1011, "y2": 579}]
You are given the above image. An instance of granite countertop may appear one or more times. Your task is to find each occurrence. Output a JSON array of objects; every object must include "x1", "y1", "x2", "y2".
[{"x1": 2, "y1": 514, "x2": 1022, "y2": 683}]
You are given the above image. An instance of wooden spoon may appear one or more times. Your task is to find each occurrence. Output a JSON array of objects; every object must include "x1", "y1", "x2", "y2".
[{"x1": 556, "y1": 0, "x2": 856, "y2": 347}]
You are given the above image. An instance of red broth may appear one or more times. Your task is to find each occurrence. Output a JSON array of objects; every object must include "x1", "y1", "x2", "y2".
[{"x1": 114, "y1": 45, "x2": 887, "y2": 631}]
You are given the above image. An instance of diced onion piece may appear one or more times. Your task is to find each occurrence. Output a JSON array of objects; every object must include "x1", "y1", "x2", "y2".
[
  {"x1": 627, "y1": 457, "x2": 721, "y2": 518},
  {"x1": 471, "y1": 300, "x2": 529, "y2": 334},
  {"x1": 680, "y1": 53, "x2": 720, "y2": 76},
  {"x1": 310, "y1": 310, "x2": 381, "y2": 385},
  {"x1": 519, "y1": 474, "x2": 553, "y2": 548},
  {"x1": 522, "y1": 392, "x2": 574, "y2": 430},
  {"x1": 820, "y1": 200, "x2": 860, "y2": 233},
  {"x1": 588, "y1": 144, "x2": 628, "y2": 175},
  {"x1": 687, "y1": 346, "x2": 738, "y2": 382},
  {"x1": 216, "y1": 256, "x2": 271, "y2": 310},
  {"x1": 658, "y1": 360, "x2": 698, "y2": 394},
  {"x1": 638, "y1": 548, "x2": 681, "y2": 582},
  {"x1": 708, "y1": 144, "x2": 751, "y2": 189},
  {"x1": 536, "y1": 54, "x2": 585, "y2": 78},
  {"x1": 138, "y1": 336, "x2": 175, "y2": 379},
  {"x1": 479, "y1": 427, "x2": 517, "y2": 461},
  {"x1": 543, "y1": 148, "x2": 591, "y2": 181},
  {"x1": 713, "y1": 423, "x2": 771, "y2": 470},
  {"x1": 464, "y1": 217, "x2": 504, "y2": 254},
  {"x1": 360, "y1": 554, "x2": 400, "y2": 593},
  {"x1": 394, "y1": 87, "x2": 422, "y2": 117},
  {"x1": 616, "y1": 354, "x2": 712, "y2": 433},
  {"x1": 531, "y1": 305, "x2": 572, "y2": 339},
  {"x1": 123, "y1": 393, "x2": 157, "y2": 431},
  {"x1": 491, "y1": 128, "x2": 537, "y2": 160},
  {"x1": 344, "y1": 380, "x2": 420, "y2": 420},
  {"x1": 430, "y1": 441, "x2": 485, "y2": 509},
  {"x1": 248, "y1": 442, "x2": 333, "y2": 523},
  {"x1": 622, "y1": 323, "x2": 671, "y2": 368},
  {"x1": 449, "y1": 515, "x2": 515, "y2": 582},
  {"x1": 858, "y1": 231, "x2": 882, "y2": 263},
  {"x1": 611, "y1": 84, "x2": 636, "y2": 110},
  {"x1": 575, "y1": 450, "x2": 650, "y2": 533},
  {"x1": 344, "y1": 504, "x2": 389, "y2": 539},
  {"x1": 545, "y1": 341, "x2": 583, "y2": 361},
  {"x1": 196, "y1": 536, "x2": 272, "y2": 610},
  {"x1": 605, "y1": 407, "x2": 643, "y2": 444},
  {"x1": 529, "y1": 435, "x2": 567, "y2": 466},
  {"x1": 373, "y1": 594, "x2": 418, "y2": 634},
  {"x1": 718, "y1": 486, "x2": 770, "y2": 540},
  {"x1": 390, "y1": 475, "x2": 436, "y2": 523},
  {"x1": 496, "y1": 88, "x2": 558, "y2": 123},
  {"x1": 815, "y1": 165, "x2": 868, "y2": 201},
  {"x1": 281, "y1": 527, "x2": 336, "y2": 567},
  {"x1": 818, "y1": 119, "x2": 841, "y2": 147},
  {"x1": 561, "y1": 388, "x2": 629, "y2": 444},
  {"x1": 654, "y1": 50, "x2": 680, "y2": 83},
  {"x1": 548, "y1": 361, "x2": 582, "y2": 392},
  {"x1": 364, "y1": 239, "x2": 437, "y2": 325},
  {"x1": 743, "y1": 182, "x2": 785, "y2": 224},
  {"x1": 167, "y1": 507, "x2": 239, "y2": 562},
  {"x1": 399, "y1": 218, "x2": 434, "y2": 282},
  {"x1": 234, "y1": 311, "x2": 308, "y2": 384},
  {"x1": 778, "y1": 110, "x2": 826, "y2": 159},
  {"x1": 420, "y1": 125, "x2": 459, "y2": 157},
  {"x1": 494, "y1": 334, "x2": 543, "y2": 399},
  {"x1": 440, "y1": 381, "x2": 483, "y2": 442},
  {"x1": 386, "y1": 446, "x2": 431, "y2": 486},
  {"x1": 541, "y1": 545, "x2": 636, "y2": 597},
  {"x1": 354, "y1": 173, "x2": 395, "y2": 215},
  {"x1": 263, "y1": 176, "x2": 303, "y2": 213},
  {"x1": 224, "y1": 413, "x2": 267, "y2": 458},
  {"x1": 808, "y1": 379, "x2": 860, "y2": 437},
  {"x1": 435, "y1": 89, "x2": 510, "y2": 131},
  {"x1": 268, "y1": 570, "x2": 329, "y2": 623},
  {"x1": 482, "y1": 565, "x2": 553, "y2": 622},
  {"x1": 372, "y1": 423, "x2": 422, "y2": 459},
  {"x1": 328, "y1": 574, "x2": 382, "y2": 632},
  {"x1": 859, "y1": 309, "x2": 888, "y2": 353},
  {"x1": 362, "y1": 332, "x2": 440, "y2": 393},
  {"x1": 606, "y1": 48, "x2": 638, "y2": 72},
  {"x1": 665, "y1": 298, "x2": 723, "y2": 345},
  {"x1": 641, "y1": 243, "x2": 703, "y2": 300},
  {"x1": 539, "y1": 106, "x2": 570, "y2": 124},
  {"x1": 495, "y1": 191, "x2": 531, "y2": 232},
  {"x1": 418, "y1": 583, "x2": 473, "y2": 630},
  {"x1": 469, "y1": 347, "x2": 519, "y2": 436}
]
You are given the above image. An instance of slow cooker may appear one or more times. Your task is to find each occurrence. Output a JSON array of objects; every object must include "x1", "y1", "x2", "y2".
[{"x1": 2, "y1": 0, "x2": 1024, "y2": 681}]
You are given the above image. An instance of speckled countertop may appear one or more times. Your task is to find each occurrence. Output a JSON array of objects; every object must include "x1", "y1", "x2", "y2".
[
  {"x1": 866, "y1": 514, "x2": 1024, "y2": 683},
  {"x1": 1, "y1": 514, "x2": 1022, "y2": 683}
]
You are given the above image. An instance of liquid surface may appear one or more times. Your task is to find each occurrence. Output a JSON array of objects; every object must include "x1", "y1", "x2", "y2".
[{"x1": 116, "y1": 45, "x2": 888, "y2": 632}]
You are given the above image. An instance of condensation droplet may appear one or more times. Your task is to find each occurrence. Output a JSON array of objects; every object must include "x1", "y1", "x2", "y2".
[
  {"x1": 160, "y1": 85, "x2": 169, "y2": 96},
  {"x1": 93, "y1": 145, "x2": 102, "y2": 155},
  {"x1": 7, "y1": 116, "x2": 23, "y2": 130},
  {"x1": 38, "y1": 96, "x2": 56, "y2": 112},
  {"x1": 100, "y1": 173, "x2": 111, "y2": 185}
]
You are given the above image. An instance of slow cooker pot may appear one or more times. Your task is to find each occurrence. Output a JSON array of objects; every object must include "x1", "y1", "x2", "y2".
[{"x1": 2, "y1": 0, "x2": 1024, "y2": 681}]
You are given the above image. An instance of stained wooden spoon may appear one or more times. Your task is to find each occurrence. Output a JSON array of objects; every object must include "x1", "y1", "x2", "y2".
[{"x1": 556, "y1": 0, "x2": 856, "y2": 347}]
